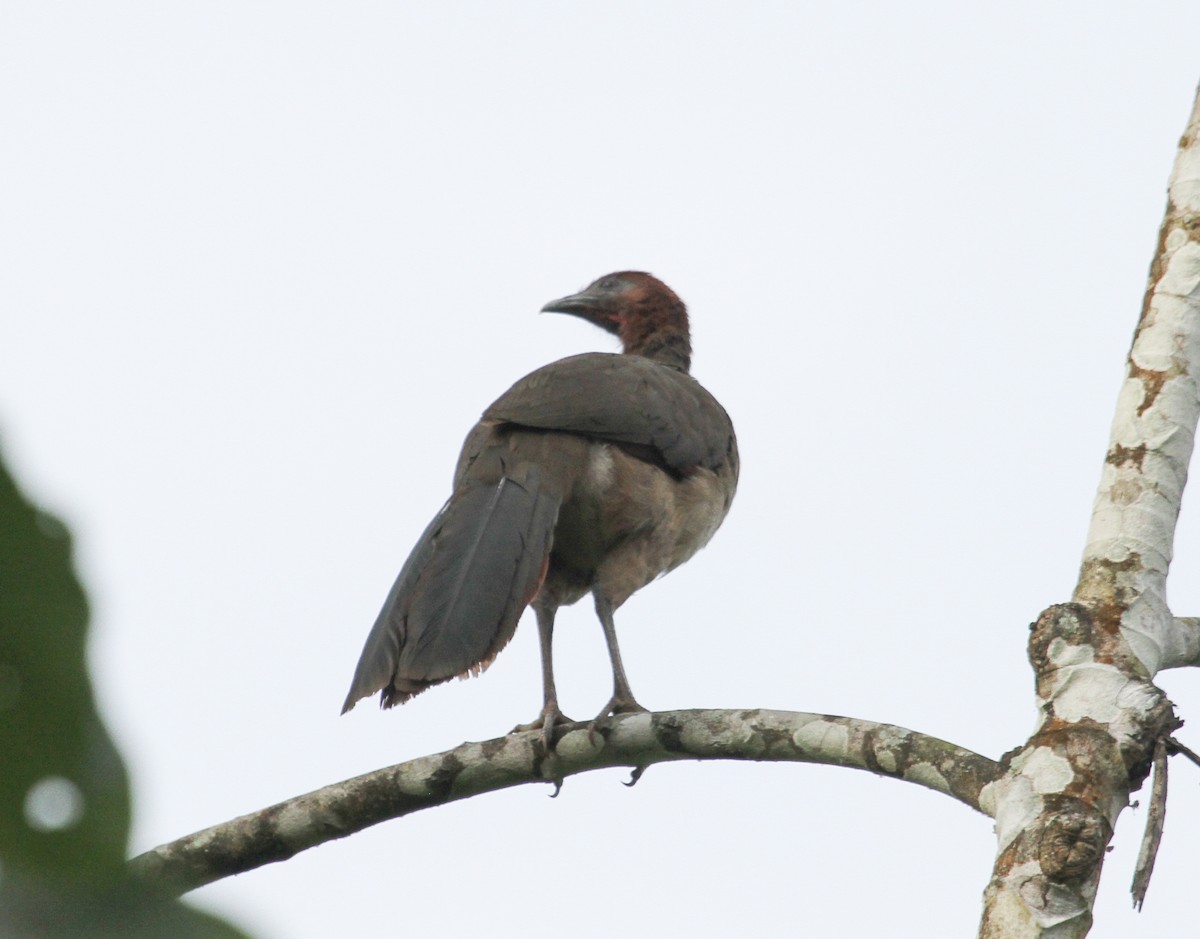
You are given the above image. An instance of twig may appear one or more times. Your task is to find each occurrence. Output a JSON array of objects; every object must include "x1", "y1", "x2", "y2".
[
  {"x1": 1165, "y1": 735, "x2": 1200, "y2": 769},
  {"x1": 1131, "y1": 737, "x2": 1169, "y2": 910}
]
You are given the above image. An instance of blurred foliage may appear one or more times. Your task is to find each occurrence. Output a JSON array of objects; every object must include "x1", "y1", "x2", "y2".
[{"x1": 0, "y1": 447, "x2": 250, "y2": 938}]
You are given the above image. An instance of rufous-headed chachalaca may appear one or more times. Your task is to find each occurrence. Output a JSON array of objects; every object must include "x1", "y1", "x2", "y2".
[{"x1": 341, "y1": 272, "x2": 738, "y2": 748}]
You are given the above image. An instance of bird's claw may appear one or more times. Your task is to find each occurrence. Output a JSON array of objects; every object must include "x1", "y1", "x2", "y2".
[
  {"x1": 513, "y1": 704, "x2": 575, "y2": 753},
  {"x1": 599, "y1": 692, "x2": 648, "y2": 719},
  {"x1": 623, "y1": 765, "x2": 648, "y2": 788},
  {"x1": 583, "y1": 695, "x2": 648, "y2": 745}
]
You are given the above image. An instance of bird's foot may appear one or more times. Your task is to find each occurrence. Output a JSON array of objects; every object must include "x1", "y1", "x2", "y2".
[
  {"x1": 585, "y1": 694, "x2": 648, "y2": 743},
  {"x1": 596, "y1": 692, "x2": 648, "y2": 720},
  {"x1": 512, "y1": 702, "x2": 576, "y2": 753}
]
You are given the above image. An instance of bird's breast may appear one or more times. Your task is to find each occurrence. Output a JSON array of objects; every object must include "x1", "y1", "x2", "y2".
[
  {"x1": 540, "y1": 441, "x2": 733, "y2": 608},
  {"x1": 584, "y1": 443, "x2": 617, "y2": 492}
]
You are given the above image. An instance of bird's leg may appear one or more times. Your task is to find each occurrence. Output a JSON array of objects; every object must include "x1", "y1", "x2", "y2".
[
  {"x1": 512, "y1": 605, "x2": 573, "y2": 751},
  {"x1": 592, "y1": 593, "x2": 648, "y2": 723}
]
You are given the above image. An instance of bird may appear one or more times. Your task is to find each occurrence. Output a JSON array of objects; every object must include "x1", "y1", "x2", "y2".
[{"x1": 341, "y1": 271, "x2": 738, "y2": 747}]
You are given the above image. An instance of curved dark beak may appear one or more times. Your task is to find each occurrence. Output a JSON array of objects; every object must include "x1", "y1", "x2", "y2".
[
  {"x1": 540, "y1": 292, "x2": 596, "y2": 316},
  {"x1": 539, "y1": 287, "x2": 612, "y2": 333}
]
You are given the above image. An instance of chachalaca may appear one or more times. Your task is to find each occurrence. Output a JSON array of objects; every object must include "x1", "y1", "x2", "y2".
[{"x1": 341, "y1": 272, "x2": 738, "y2": 745}]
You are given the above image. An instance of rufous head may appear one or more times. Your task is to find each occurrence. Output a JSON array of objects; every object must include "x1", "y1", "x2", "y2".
[{"x1": 541, "y1": 271, "x2": 691, "y2": 371}]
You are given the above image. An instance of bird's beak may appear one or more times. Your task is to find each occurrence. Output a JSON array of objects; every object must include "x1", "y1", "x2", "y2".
[
  {"x1": 540, "y1": 288, "x2": 620, "y2": 334},
  {"x1": 540, "y1": 291, "x2": 595, "y2": 316}
]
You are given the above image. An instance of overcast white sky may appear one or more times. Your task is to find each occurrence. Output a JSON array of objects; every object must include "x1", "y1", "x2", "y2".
[{"x1": 4, "y1": 3, "x2": 1200, "y2": 936}]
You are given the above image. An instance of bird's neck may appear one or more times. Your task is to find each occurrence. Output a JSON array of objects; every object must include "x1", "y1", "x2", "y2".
[{"x1": 619, "y1": 303, "x2": 692, "y2": 372}]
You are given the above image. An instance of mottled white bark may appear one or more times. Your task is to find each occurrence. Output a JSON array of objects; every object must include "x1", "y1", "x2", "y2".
[
  {"x1": 129, "y1": 708, "x2": 997, "y2": 896},
  {"x1": 1077, "y1": 121, "x2": 1200, "y2": 671},
  {"x1": 978, "y1": 84, "x2": 1200, "y2": 938},
  {"x1": 1163, "y1": 615, "x2": 1200, "y2": 667}
]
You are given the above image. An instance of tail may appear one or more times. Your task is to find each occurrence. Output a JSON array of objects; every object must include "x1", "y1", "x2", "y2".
[{"x1": 341, "y1": 470, "x2": 559, "y2": 714}]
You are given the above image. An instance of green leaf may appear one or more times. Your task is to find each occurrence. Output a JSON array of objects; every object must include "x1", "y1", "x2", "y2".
[{"x1": 0, "y1": 447, "x2": 251, "y2": 938}]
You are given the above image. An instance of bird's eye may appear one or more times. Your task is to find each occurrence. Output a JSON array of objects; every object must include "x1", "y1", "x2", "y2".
[{"x1": 598, "y1": 276, "x2": 619, "y2": 291}]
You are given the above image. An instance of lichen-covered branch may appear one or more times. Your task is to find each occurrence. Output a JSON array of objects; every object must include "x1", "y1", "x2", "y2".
[
  {"x1": 978, "y1": 83, "x2": 1200, "y2": 938},
  {"x1": 1161, "y1": 616, "x2": 1200, "y2": 667},
  {"x1": 129, "y1": 708, "x2": 997, "y2": 897},
  {"x1": 1075, "y1": 84, "x2": 1200, "y2": 674},
  {"x1": 978, "y1": 606, "x2": 1179, "y2": 938}
]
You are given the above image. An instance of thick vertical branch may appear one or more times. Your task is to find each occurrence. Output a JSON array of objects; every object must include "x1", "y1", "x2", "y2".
[
  {"x1": 1076, "y1": 93, "x2": 1200, "y2": 671},
  {"x1": 978, "y1": 85, "x2": 1200, "y2": 938}
]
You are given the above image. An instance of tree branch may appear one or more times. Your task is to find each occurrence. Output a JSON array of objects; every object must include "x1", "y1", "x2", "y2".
[
  {"x1": 1159, "y1": 617, "x2": 1200, "y2": 668},
  {"x1": 978, "y1": 82, "x2": 1200, "y2": 938},
  {"x1": 1130, "y1": 737, "x2": 1169, "y2": 910},
  {"x1": 129, "y1": 707, "x2": 997, "y2": 896},
  {"x1": 1074, "y1": 82, "x2": 1200, "y2": 675}
]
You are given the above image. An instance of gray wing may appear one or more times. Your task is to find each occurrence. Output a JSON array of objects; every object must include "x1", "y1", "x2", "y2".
[{"x1": 475, "y1": 352, "x2": 736, "y2": 475}]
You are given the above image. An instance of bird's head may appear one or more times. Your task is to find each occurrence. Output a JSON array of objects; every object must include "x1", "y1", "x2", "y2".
[{"x1": 541, "y1": 271, "x2": 692, "y2": 371}]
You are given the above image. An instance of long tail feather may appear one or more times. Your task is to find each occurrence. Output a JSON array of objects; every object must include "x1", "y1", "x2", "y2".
[{"x1": 341, "y1": 471, "x2": 558, "y2": 713}]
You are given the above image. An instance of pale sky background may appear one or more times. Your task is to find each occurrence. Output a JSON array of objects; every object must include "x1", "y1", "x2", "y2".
[{"x1": 4, "y1": 3, "x2": 1200, "y2": 937}]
